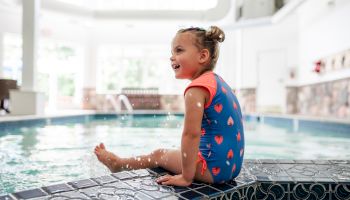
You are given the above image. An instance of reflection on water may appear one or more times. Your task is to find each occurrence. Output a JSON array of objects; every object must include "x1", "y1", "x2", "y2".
[{"x1": 0, "y1": 115, "x2": 350, "y2": 195}]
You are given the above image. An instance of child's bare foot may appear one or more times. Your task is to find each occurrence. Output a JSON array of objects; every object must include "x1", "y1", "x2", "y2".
[{"x1": 94, "y1": 143, "x2": 123, "y2": 172}]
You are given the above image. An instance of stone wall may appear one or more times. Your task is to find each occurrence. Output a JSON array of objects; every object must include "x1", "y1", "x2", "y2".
[
  {"x1": 287, "y1": 78, "x2": 350, "y2": 119},
  {"x1": 238, "y1": 88, "x2": 256, "y2": 113},
  {"x1": 82, "y1": 88, "x2": 184, "y2": 112}
]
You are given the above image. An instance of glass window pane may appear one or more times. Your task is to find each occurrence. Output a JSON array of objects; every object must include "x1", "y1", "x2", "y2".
[
  {"x1": 38, "y1": 39, "x2": 84, "y2": 109},
  {"x1": 3, "y1": 33, "x2": 22, "y2": 84},
  {"x1": 97, "y1": 44, "x2": 187, "y2": 94}
]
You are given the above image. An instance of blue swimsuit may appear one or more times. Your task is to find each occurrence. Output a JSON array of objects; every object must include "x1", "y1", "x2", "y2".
[{"x1": 185, "y1": 72, "x2": 245, "y2": 183}]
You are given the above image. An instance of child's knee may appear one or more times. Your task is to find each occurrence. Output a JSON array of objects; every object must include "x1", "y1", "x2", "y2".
[{"x1": 151, "y1": 148, "x2": 166, "y2": 159}]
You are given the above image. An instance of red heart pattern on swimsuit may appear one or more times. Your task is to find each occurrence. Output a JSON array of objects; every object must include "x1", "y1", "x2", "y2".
[
  {"x1": 212, "y1": 167, "x2": 221, "y2": 176},
  {"x1": 227, "y1": 149, "x2": 233, "y2": 159},
  {"x1": 237, "y1": 132, "x2": 241, "y2": 142},
  {"x1": 232, "y1": 163, "x2": 236, "y2": 173},
  {"x1": 221, "y1": 86, "x2": 227, "y2": 94},
  {"x1": 214, "y1": 135, "x2": 223, "y2": 144},
  {"x1": 214, "y1": 103, "x2": 223, "y2": 113},
  {"x1": 184, "y1": 73, "x2": 244, "y2": 182},
  {"x1": 233, "y1": 102, "x2": 237, "y2": 110},
  {"x1": 227, "y1": 116, "x2": 234, "y2": 126},
  {"x1": 201, "y1": 128, "x2": 206, "y2": 136}
]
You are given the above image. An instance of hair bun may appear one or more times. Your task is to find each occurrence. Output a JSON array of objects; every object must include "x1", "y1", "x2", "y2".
[{"x1": 206, "y1": 26, "x2": 225, "y2": 43}]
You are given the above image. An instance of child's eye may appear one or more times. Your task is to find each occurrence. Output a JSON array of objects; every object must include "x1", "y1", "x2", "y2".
[{"x1": 176, "y1": 48, "x2": 183, "y2": 53}]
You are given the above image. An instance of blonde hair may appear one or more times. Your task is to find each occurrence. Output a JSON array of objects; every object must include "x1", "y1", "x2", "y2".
[{"x1": 177, "y1": 26, "x2": 225, "y2": 70}]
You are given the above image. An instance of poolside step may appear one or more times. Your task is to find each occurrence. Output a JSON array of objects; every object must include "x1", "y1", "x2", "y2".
[{"x1": 1, "y1": 159, "x2": 350, "y2": 200}]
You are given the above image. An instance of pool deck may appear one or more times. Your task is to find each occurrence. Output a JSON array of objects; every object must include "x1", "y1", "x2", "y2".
[{"x1": 1, "y1": 159, "x2": 349, "y2": 200}]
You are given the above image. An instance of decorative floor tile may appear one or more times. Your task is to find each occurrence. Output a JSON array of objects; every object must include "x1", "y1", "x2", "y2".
[
  {"x1": 12, "y1": 189, "x2": 47, "y2": 199},
  {"x1": 92, "y1": 175, "x2": 118, "y2": 185},
  {"x1": 178, "y1": 190, "x2": 205, "y2": 199},
  {"x1": 51, "y1": 191, "x2": 90, "y2": 199},
  {"x1": 79, "y1": 186, "x2": 102, "y2": 198},
  {"x1": 68, "y1": 179, "x2": 98, "y2": 189},
  {"x1": 111, "y1": 171, "x2": 136, "y2": 180},
  {"x1": 195, "y1": 186, "x2": 223, "y2": 198},
  {"x1": 42, "y1": 184, "x2": 74, "y2": 194},
  {"x1": 5, "y1": 159, "x2": 350, "y2": 200},
  {"x1": 0, "y1": 195, "x2": 14, "y2": 200}
]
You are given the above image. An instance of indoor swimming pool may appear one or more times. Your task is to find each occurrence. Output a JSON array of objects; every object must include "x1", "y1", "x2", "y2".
[{"x1": 0, "y1": 114, "x2": 349, "y2": 195}]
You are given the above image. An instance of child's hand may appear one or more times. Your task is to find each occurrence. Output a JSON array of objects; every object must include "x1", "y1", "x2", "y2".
[{"x1": 156, "y1": 174, "x2": 192, "y2": 187}]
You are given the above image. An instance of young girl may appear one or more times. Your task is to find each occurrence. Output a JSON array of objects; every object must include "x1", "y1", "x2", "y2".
[{"x1": 94, "y1": 26, "x2": 244, "y2": 187}]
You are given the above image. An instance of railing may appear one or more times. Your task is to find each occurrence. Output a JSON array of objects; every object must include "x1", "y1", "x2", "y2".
[
  {"x1": 105, "y1": 94, "x2": 133, "y2": 113},
  {"x1": 121, "y1": 87, "x2": 161, "y2": 110}
]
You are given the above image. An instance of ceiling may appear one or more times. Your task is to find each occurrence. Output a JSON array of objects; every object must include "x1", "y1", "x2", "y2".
[{"x1": 1, "y1": 0, "x2": 232, "y2": 21}]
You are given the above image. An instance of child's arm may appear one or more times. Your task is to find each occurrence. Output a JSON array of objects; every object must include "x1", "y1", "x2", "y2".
[
  {"x1": 157, "y1": 87, "x2": 208, "y2": 186},
  {"x1": 181, "y1": 87, "x2": 206, "y2": 181}
]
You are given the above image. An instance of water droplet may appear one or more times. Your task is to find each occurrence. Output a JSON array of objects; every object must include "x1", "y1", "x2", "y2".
[
  {"x1": 226, "y1": 161, "x2": 230, "y2": 166},
  {"x1": 183, "y1": 153, "x2": 187, "y2": 158},
  {"x1": 197, "y1": 102, "x2": 202, "y2": 107},
  {"x1": 148, "y1": 158, "x2": 151, "y2": 162}
]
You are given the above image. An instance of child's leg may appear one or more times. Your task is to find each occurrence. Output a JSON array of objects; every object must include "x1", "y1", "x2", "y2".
[
  {"x1": 94, "y1": 143, "x2": 182, "y2": 173},
  {"x1": 94, "y1": 143, "x2": 213, "y2": 183}
]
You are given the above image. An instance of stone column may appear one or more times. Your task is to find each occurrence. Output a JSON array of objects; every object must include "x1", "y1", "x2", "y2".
[
  {"x1": 82, "y1": 38, "x2": 98, "y2": 109},
  {"x1": 21, "y1": 0, "x2": 39, "y2": 91},
  {"x1": 9, "y1": 0, "x2": 44, "y2": 115}
]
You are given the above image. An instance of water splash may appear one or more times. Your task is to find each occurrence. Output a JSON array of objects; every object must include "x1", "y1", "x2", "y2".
[{"x1": 84, "y1": 152, "x2": 109, "y2": 178}]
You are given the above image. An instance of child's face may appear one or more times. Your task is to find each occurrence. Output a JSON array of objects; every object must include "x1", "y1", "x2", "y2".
[{"x1": 170, "y1": 32, "x2": 203, "y2": 80}]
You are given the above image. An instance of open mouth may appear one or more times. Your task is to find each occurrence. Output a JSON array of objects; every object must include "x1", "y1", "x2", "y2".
[{"x1": 172, "y1": 64, "x2": 180, "y2": 70}]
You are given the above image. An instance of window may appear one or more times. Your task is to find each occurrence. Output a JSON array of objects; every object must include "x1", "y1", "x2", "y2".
[
  {"x1": 2, "y1": 34, "x2": 84, "y2": 110},
  {"x1": 2, "y1": 33, "x2": 22, "y2": 84},
  {"x1": 38, "y1": 39, "x2": 84, "y2": 110},
  {"x1": 97, "y1": 44, "x2": 187, "y2": 94}
]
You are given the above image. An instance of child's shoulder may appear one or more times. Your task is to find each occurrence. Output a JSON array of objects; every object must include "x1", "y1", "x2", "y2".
[
  {"x1": 184, "y1": 72, "x2": 217, "y2": 100},
  {"x1": 191, "y1": 71, "x2": 216, "y2": 85}
]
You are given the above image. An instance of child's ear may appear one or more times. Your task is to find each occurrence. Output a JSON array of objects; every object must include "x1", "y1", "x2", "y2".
[{"x1": 198, "y1": 49, "x2": 210, "y2": 64}]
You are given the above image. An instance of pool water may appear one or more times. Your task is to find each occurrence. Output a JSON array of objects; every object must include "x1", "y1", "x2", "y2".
[{"x1": 0, "y1": 115, "x2": 350, "y2": 195}]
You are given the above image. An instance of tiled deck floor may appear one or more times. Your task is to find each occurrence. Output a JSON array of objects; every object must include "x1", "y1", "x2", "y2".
[{"x1": 1, "y1": 160, "x2": 350, "y2": 200}]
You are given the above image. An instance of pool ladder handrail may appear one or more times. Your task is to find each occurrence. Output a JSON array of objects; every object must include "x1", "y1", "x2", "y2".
[{"x1": 105, "y1": 94, "x2": 133, "y2": 113}]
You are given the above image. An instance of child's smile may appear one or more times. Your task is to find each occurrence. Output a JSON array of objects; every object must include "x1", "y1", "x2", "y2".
[{"x1": 172, "y1": 63, "x2": 181, "y2": 71}]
